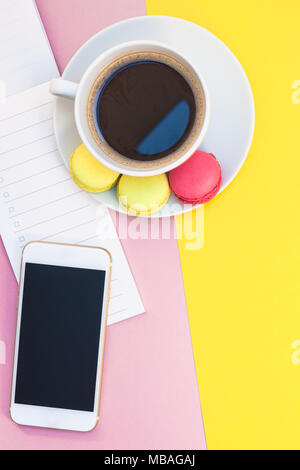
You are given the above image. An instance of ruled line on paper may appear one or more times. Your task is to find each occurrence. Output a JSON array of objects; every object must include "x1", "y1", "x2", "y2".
[
  {"x1": 0, "y1": 102, "x2": 53, "y2": 123},
  {"x1": 15, "y1": 204, "x2": 90, "y2": 233},
  {"x1": 10, "y1": 190, "x2": 82, "y2": 219},
  {"x1": 0, "y1": 134, "x2": 54, "y2": 157},
  {"x1": 39, "y1": 219, "x2": 97, "y2": 241},
  {"x1": 77, "y1": 236, "x2": 98, "y2": 244},
  {"x1": 1, "y1": 164, "x2": 64, "y2": 189},
  {"x1": 0, "y1": 118, "x2": 53, "y2": 139},
  {"x1": 111, "y1": 293, "x2": 123, "y2": 300},
  {"x1": 0, "y1": 0, "x2": 59, "y2": 96},
  {"x1": 0, "y1": 149, "x2": 58, "y2": 172},
  {"x1": 4, "y1": 177, "x2": 72, "y2": 204},
  {"x1": 109, "y1": 308, "x2": 128, "y2": 317}
]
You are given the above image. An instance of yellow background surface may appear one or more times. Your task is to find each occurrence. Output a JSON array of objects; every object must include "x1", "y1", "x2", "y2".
[{"x1": 146, "y1": 0, "x2": 300, "y2": 449}]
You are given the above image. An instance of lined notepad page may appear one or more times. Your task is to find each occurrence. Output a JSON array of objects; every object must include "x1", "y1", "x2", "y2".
[
  {"x1": 0, "y1": 0, "x2": 59, "y2": 97},
  {"x1": 0, "y1": 82, "x2": 145, "y2": 325}
]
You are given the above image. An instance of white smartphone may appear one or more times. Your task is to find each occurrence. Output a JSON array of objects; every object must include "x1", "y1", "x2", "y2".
[{"x1": 10, "y1": 241, "x2": 112, "y2": 432}]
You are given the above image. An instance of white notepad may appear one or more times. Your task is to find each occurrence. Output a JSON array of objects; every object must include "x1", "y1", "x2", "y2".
[
  {"x1": 0, "y1": 82, "x2": 145, "y2": 325},
  {"x1": 0, "y1": 0, "x2": 59, "y2": 97}
]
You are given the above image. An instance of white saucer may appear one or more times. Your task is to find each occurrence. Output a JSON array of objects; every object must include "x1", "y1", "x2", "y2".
[{"x1": 54, "y1": 16, "x2": 255, "y2": 218}]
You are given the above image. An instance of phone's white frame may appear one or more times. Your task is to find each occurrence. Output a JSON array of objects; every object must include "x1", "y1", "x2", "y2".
[{"x1": 10, "y1": 241, "x2": 112, "y2": 433}]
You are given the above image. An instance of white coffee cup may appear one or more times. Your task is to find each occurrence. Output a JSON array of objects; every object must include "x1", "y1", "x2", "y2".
[{"x1": 50, "y1": 40, "x2": 210, "y2": 177}]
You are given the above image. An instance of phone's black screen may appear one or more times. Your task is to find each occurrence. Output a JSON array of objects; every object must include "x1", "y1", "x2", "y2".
[{"x1": 15, "y1": 263, "x2": 106, "y2": 412}]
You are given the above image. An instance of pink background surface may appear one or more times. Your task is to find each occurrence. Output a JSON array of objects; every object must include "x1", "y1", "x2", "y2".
[{"x1": 0, "y1": 0, "x2": 206, "y2": 449}]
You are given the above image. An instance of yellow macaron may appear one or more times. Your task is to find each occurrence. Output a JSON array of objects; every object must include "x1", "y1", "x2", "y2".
[
  {"x1": 70, "y1": 144, "x2": 120, "y2": 193},
  {"x1": 117, "y1": 174, "x2": 171, "y2": 216}
]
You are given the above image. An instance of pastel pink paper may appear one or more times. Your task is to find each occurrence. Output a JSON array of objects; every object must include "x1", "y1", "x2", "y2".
[
  {"x1": 36, "y1": 0, "x2": 147, "y2": 73},
  {"x1": 0, "y1": 0, "x2": 206, "y2": 449}
]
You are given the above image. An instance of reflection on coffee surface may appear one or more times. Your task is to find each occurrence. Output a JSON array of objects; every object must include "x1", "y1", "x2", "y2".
[{"x1": 96, "y1": 61, "x2": 197, "y2": 161}]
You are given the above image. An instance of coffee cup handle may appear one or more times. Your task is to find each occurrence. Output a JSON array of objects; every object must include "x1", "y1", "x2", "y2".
[{"x1": 50, "y1": 79, "x2": 79, "y2": 100}]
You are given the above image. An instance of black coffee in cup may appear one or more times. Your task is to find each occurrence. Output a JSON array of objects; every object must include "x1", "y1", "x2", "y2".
[{"x1": 87, "y1": 51, "x2": 205, "y2": 169}]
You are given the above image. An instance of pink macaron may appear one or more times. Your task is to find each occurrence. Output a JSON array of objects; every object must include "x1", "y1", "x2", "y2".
[{"x1": 169, "y1": 150, "x2": 222, "y2": 204}]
